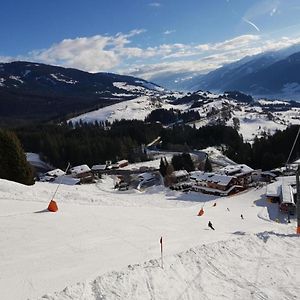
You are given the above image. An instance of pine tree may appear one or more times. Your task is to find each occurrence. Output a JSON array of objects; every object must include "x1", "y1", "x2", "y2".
[
  {"x1": 0, "y1": 129, "x2": 34, "y2": 185},
  {"x1": 159, "y1": 157, "x2": 168, "y2": 177},
  {"x1": 204, "y1": 157, "x2": 212, "y2": 172}
]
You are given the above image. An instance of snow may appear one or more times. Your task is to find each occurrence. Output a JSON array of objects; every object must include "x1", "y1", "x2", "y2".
[
  {"x1": 190, "y1": 171, "x2": 235, "y2": 186},
  {"x1": 0, "y1": 77, "x2": 5, "y2": 86},
  {"x1": 23, "y1": 70, "x2": 31, "y2": 77},
  {"x1": 50, "y1": 73, "x2": 78, "y2": 84},
  {"x1": 257, "y1": 99, "x2": 289, "y2": 106},
  {"x1": 219, "y1": 164, "x2": 254, "y2": 176},
  {"x1": 26, "y1": 152, "x2": 52, "y2": 170},
  {"x1": 46, "y1": 169, "x2": 65, "y2": 177},
  {"x1": 68, "y1": 95, "x2": 171, "y2": 124},
  {"x1": 0, "y1": 175, "x2": 299, "y2": 300},
  {"x1": 69, "y1": 164, "x2": 91, "y2": 175},
  {"x1": 9, "y1": 75, "x2": 24, "y2": 84}
]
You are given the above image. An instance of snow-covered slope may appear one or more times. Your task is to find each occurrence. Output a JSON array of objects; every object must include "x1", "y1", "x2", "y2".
[
  {"x1": 0, "y1": 177, "x2": 298, "y2": 300},
  {"x1": 39, "y1": 232, "x2": 299, "y2": 300},
  {"x1": 69, "y1": 89, "x2": 300, "y2": 142}
]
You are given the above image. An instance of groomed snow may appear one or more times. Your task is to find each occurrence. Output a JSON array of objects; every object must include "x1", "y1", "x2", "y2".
[{"x1": 0, "y1": 176, "x2": 299, "y2": 300}]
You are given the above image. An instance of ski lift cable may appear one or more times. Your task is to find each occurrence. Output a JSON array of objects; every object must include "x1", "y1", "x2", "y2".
[
  {"x1": 51, "y1": 162, "x2": 71, "y2": 200},
  {"x1": 285, "y1": 125, "x2": 300, "y2": 168}
]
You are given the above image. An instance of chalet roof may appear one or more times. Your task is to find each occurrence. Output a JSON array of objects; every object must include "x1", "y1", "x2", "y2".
[
  {"x1": 91, "y1": 164, "x2": 107, "y2": 171},
  {"x1": 116, "y1": 160, "x2": 129, "y2": 165},
  {"x1": 190, "y1": 171, "x2": 235, "y2": 186},
  {"x1": 171, "y1": 170, "x2": 189, "y2": 177},
  {"x1": 219, "y1": 164, "x2": 253, "y2": 176},
  {"x1": 46, "y1": 168, "x2": 65, "y2": 177},
  {"x1": 70, "y1": 164, "x2": 91, "y2": 175}
]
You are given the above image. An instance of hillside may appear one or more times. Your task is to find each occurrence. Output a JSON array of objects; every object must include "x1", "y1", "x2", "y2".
[
  {"x1": 0, "y1": 176, "x2": 298, "y2": 300},
  {"x1": 0, "y1": 61, "x2": 165, "y2": 125},
  {"x1": 69, "y1": 90, "x2": 300, "y2": 143}
]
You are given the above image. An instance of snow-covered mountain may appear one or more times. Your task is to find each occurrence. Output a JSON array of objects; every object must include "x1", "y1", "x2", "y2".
[
  {"x1": 0, "y1": 61, "x2": 165, "y2": 124},
  {"x1": 69, "y1": 89, "x2": 300, "y2": 142},
  {"x1": 151, "y1": 43, "x2": 300, "y2": 100}
]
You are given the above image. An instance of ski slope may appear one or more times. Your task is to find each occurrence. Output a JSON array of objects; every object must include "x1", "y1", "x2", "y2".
[{"x1": 0, "y1": 177, "x2": 299, "y2": 299}]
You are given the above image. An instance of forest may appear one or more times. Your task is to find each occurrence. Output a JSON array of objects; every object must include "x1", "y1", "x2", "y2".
[{"x1": 8, "y1": 120, "x2": 299, "y2": 172}]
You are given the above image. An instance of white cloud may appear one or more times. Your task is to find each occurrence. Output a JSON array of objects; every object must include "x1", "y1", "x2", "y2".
[
  {"x1": 4, "y1": 30, "x2": 300, "y2": 82},
  {"x1": 25, "y1": 30, "x2": 147, "y2": 72},
  {"x1": 149, "y1": 2, "x2": 161, "y2": 7},
  {"x1": 163, "y1": 30, "x2": 176, "y2": 35}
]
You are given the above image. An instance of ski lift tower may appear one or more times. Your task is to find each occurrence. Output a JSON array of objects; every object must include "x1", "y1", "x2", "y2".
[{"x1": 296, "y1": 165, "x2": 300, "y2": 234}]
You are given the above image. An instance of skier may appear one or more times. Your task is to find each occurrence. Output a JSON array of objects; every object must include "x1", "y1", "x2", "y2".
[
  {"x1": 227, "y1": 207, "x2": 230, "y2": 212},
  {"x1": 208, "y1": 221, "x2": 215, "y2": 230},
  {"x1": 241, "y1": 214, "x2": 244, "y2": 220}
]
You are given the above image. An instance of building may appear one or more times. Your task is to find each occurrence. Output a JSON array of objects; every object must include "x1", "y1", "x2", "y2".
[
  {"x1": 170, "y1": 170, "x2": 189, "y2": 184},
  {"x1": 111, "y1": 160, "x2": 129, "y2": 169},
  {"x1": 69, "y1": 164, "x2": 94, "y2": 183},
  {"x1": 266, "y1": 176, "x2": 297, "y2": 213},
  {"x1": 219, "y1": 164, "x2": 254, "y2": 187},
  {"x1": 190, "y1": 171, "x2": 242, "y2": 196}
]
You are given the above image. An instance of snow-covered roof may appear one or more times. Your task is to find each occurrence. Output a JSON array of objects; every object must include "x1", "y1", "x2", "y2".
[
  {"x1": 52, "y1": 175, "x2": 80, "y2": 185},
  {"x1": 70, "y1": 164, "x2": 91, "y2": 175},
  {"x1": 279, "y1": 176, "x2": 296, "y2": 204},
  {"x1": 219, "y1": 164, "x2": 253, "y2": 176},
  {"x1": 266, "y1": 181, "x2": 281, "y2": 197},
  {"x1": 91, "y1": 164, "x2": 107, "y2": 171},
  {"x1": 116, "y1": 160, "x2": 128, "y2": 165},
  {"x1": 190, "y1": 171, "x2": 235, "y2": 186},
  {"x1": 46, "y1": 169, "x2": 65, "y2": 177},
  {"x1": 171, "y1": 170, "x2": 189, "y2": 177},
  {"x1": 138, "y1": 172, "x2": 155, "y2": 181},
  {"x1": 261, "y1": 171, "x2": 277, "y2": 177}
]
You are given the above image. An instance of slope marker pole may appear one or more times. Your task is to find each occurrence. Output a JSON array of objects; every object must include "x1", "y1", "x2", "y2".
[{"x1": 160, "y1": 236, "x2": 164, "y2": 269}]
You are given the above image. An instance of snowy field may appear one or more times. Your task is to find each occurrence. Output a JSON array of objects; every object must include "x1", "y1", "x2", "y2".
[{"x1": 0, "y1": 176, "x2": 299, "y2": 300}]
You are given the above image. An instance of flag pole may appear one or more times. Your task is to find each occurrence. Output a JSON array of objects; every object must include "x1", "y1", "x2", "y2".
[{"x1": 160, "y1": 236, "x2": 164, "y2": 269}]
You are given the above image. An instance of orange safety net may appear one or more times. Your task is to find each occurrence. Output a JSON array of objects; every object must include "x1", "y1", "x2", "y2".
[
  {"x1": 197, "y1": 208, "x2": 204, "y2": 216},
  {"x1": 48, "y1": 200, "x2": 58, "y2": 212},
  {"x1": 297, "y1": 226, "x2": 300, "y2": 234}
]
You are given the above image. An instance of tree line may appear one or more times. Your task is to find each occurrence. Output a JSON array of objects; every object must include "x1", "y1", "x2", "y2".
[{"x1": 1, "y1": 120, "x2": 299, "y2": 186}]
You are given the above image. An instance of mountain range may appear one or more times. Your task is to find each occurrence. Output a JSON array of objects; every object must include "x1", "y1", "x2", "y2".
[
  {"x1": 0, "y1": 61, "x2": 164, "y2": 125},
  {"x1": 150, "y1": 44, "x2": 300, "y2": 99}
]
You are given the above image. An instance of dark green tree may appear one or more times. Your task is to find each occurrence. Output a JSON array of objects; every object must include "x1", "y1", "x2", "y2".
[
  {"x1": 159, "y1": 157, "x2": 168, "y2": 177},
  {"x1": 204, "y1": 157, "x2": 212, "y2": 172},
  {"x1": 171, "y1": 153, "x2": 195, "y2": 172},
  {"x1": 0, "y1": 129, "x2": 34, "y2": 185}
]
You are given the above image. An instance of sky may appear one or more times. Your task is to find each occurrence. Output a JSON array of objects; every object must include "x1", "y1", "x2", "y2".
[{"x1": 1, "y1": 0, "x2": 300, "y2": 79}]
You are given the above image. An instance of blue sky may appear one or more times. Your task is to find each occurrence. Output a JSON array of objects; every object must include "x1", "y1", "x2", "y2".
[{"x1": 1, "y1": 0, "x2": 300, "y2": 79}]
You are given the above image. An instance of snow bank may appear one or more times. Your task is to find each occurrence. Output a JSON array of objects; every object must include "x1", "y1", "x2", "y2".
[{"x1": 38, "y1": 232, "x2": 300, "y2": 300}]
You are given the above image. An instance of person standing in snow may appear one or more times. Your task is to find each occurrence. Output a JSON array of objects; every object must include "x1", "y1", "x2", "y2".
[
  {"x1": 208, "y1": 221, "x2": 215, "y2": 230},
  {"x1": 241, "y1": 214, "x2": 244, "y2": 220}
]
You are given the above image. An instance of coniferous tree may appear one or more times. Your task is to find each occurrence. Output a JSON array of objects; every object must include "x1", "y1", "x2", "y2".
[
  {"x1": 0, "y1": 129, "x2": 34, "y2": 185},
  {"x1": 204, "y1": 157, "x2": 213, "y2": 172},
  {"x1": 159, "y1": 157, "x2": 168, "y2": 177}
]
